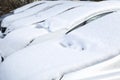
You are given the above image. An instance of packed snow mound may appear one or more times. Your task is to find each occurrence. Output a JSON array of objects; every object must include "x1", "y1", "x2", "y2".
[{"x1": 1, "y1": 9, "x2": 120, "y2": 80}]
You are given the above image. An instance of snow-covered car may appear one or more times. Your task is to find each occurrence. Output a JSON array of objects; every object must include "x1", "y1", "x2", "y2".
[
  {"x1": 1, "y1": 1, "x2": 120, "y2": 58},
  {"x1": 0, "y1": 12, "x2": 13, "y2": 36},
  {"x1": 1, "y1": 1, "x2": 120, "y2": 35},
  {"x1": 1, "y1": 2, "x2": 120, "y2": 80},
  {"x1": 0, "y1": 1, "x2": 90, "y2": 34}
]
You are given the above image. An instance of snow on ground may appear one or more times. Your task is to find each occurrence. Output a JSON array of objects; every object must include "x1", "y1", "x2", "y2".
[{"x1": 1, "y1": 8, "x2": 120, "y2": 80}]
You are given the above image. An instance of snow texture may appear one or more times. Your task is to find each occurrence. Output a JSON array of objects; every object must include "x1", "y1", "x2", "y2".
[
  {"x1": 0, "y1": 1, "x2": 120, "y2": 59},
  {"x1": 2, "y1": 0, "x2": 120, "y2": 35},
  {"x1": 0, "y1": 26, "x2": 48, "y2": 57},
  {"x1": 1, "y1": 1, "x2": 96, "y2": 34},
  {"x1": 1, "y1": 8, "x2": 120, "y2": 80}
]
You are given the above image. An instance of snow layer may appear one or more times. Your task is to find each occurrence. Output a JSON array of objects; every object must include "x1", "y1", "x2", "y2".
[
  {"x1": 0, "y1": 26, "x2": 48, "y2": 57},
  {"x1": 5, "y1": 2, "x2": 82, "y2": 34},
  {"x1": 1, "y1": 1, "x2": 62, "y2": 28},
  {"x1": 44, "y1": 1, "x2": 120, "y2": 32},
  {"x1": 1, "y1": 1, "x2": 96, "y2": 34},
  {"x1": 0, "y1": 39, "x2": 118, "y2": 80},
  {"x1": 2, "y1": 1, "x2": 120, "y2": 35},
  {"x1": 14, "y1": 1, "x2": 45, "y2": 14},
  {"x1": 0, "y1": 56, "x2": 1, "y2": 63},
  {"x1": 1, "y1": 10, "x2": 120, "y2": 80},
  {"x1": 0, "y1": 1, "x2": 120, "y2": 58}
]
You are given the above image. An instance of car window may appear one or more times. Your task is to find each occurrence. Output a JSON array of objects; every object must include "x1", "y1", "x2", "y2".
[{"x1": 66, "y1": 11, "x2": 114, "y2": 34}]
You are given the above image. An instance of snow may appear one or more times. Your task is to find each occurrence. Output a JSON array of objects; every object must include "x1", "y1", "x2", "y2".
[
  {"x1": 45, "y1": 1, "x2": 120, "y2": 32},
  {"x1": 4, "y1": 2, "x2": 82, "y2": 34},
  {"x1": 1, "y1": 9, "x2": 120, "y2": 80},
  {"x1": 0, "y1": 39, "x2": 118, "y2": 80},
  {"x1": 14, "y1": 1, "x2": 95, "y2": 14},
  {"x1": 2, "y1": 1, "x2": 120, "y2": 35},
  {"x1": 0, "y1": 26, "x2": 48, "y2": 57},
  {"x1": 1, "y1": 0, "x2": 119, "y2": 58},
  {"x1": 0, "y1": 32, "x2": 3, "y2": 38},
  {"x1": 62, "y1": 53, "x2": 120, "y2": 80},
  {"x1": 0, "y1": 56, "x2": 1, "y2": 63},
  {"x1": 14, "y1": 1, "x2": 45, "y2": 14},
  {"x1": 1, "y1": 1, "x2": 62, "y2": 28},
  {"x1": 1, "y1": 1, "x2": 97, "y2": 34},
  {"x1": 1, "y1": 1, "x2": 120, "y2": 80}
]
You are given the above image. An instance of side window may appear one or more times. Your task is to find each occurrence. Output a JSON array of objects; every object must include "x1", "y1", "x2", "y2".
[{"x1": 66, "y1": 11, "x2": 113, "y2": 34}]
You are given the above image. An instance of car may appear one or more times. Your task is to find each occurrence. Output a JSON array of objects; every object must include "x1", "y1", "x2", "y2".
[
  {"x1": 1, "y1": 1, "x2": 120, "y2": 35},
  {"x1": 0, "y1": 1, "x2": 89, "y2": 35},
  {"x1": 1, "y1": 1, "x2": 120, "y2": 80},
  {"x1": 0, "y1": 1, "x2": 120, "y2": 58},
  {"x1": 0, "y1": 26, "x2": 49, "y2": 57},
  {"x1": 0, "y1": 0, "x2": 120, "y2": 80}
]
